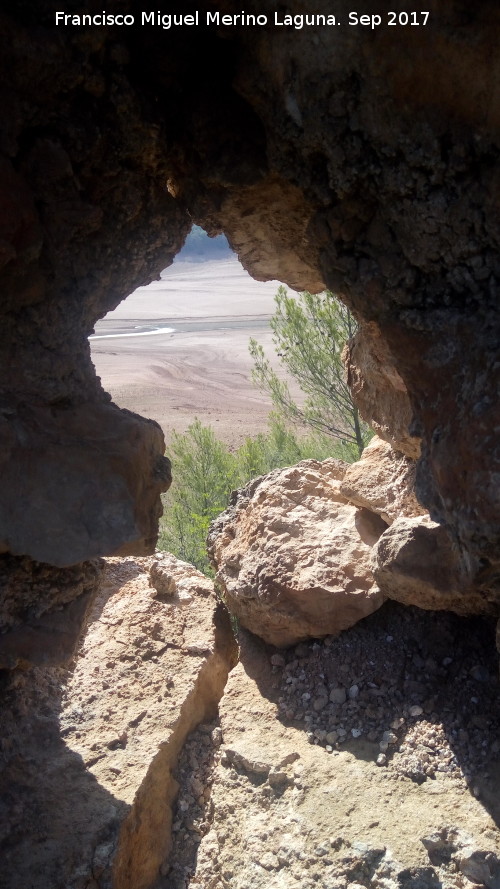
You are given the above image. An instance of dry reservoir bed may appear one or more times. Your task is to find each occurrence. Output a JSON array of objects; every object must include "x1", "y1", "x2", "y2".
[{"x1": 90, "y1": 259, "x2": 293, "y2": 448}]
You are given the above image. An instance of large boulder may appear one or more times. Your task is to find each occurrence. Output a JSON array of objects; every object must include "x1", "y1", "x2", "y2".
[
  {"x1": 208, "y1": 459, "x2": 387, "y2": 647},
  {"x1": 373, "y1": 515, "x2": 499, "y2": 615},
  {"x1": 340, "y1": 435, "x2": 426, "y2": 525}
]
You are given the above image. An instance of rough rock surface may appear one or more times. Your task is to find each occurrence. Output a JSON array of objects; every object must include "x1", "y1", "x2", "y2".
[
  {"x1": 2, "y1": 556, "x2": 500, "y2": 888},
  {"x1": 0, "y1": 554, "x2": 237, "y2": 889},
  {"x1": 208, "y1": 459, "x2": 387, "y2": 647},
  {"x1": 165, "y1": 620, "x2": 500, "y2": 889},
  {"x1": 343, "y1": 324, "x2": 421, "y2": 460},
  {"x1": 340, "y1": 436, "x2": 425, "y2": 525},
  {"x1": 0, "y1": 402, "x2": 172, "y2": 567},
  {"x1": 0, "y1": 1, "x2": 498, "y2": 596},
  {"x1": 373, "y1": 516, "x2": 500, "y2": 616},
  {"x1": 0, "y1": 554, "x2": 102, "y2": 669}
]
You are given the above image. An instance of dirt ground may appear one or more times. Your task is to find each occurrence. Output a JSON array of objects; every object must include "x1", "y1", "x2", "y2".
[
  {"x1": 90, "y1": 259, "x2": 294, "y2": 449},
  {"x1": 166, "y1": 609, "x2": 500, "y2": 889}
]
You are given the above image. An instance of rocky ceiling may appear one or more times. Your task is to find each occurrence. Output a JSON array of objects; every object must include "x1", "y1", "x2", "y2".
[{"x1": 0, "y1": 0, "x2": 499, "y2": 600}]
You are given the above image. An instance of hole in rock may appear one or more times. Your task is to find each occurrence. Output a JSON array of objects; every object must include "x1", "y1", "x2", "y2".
[{"x1": 90, "y1": 224, "x2": 296, "y2": 450}]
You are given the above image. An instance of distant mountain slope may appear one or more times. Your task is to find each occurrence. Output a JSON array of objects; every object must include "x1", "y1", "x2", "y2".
[{"x1": 175, "y1": 225, "x2": 233, "y2": 263}]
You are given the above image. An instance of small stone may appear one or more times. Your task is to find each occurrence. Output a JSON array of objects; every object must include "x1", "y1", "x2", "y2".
[
  {"x1": 313, "y1": 696, "x2": 329, "y2": 711},
  {"x1": 379, "y1": 733, "x2": 396, "y2": 752},
  {"x1": 408, "y1": 705, "x2": 423, "y2": 717},
  {"x1": 211, "y1": 727, "x2": 223, "y2": 745},
  {"x1": 326, "y1": 731, "x2": 338, "y2": 745},
  {"x1": 351, "y1": 728, "x2": 362, "y2": 738},
  {"x1": 107, "y1": 731, "x2": 127, "y2": 750},
  {"x1": 458, "y1": 849, "x2": 500, "y2": 887},
  {"x1": 260, "y1": 852, "x2": 280, "y2": 870},
  {"x1": 470, "y1": 665, "x2": 490, "y2": 682},
  {"x1": 376, "y1": 753, "x2": 387, "y2": 766},
  {"x1": 268, "y1": 770, "x2": 288, "y2": 788},
  {"x1": 348, "y1": 684, "x2": 360, "y2": 700},
  {"x1": 330, "y1": 688, "x2": 347, "y2": 705},
  {"x1": 270, "y1": 654, "x2": 286, "y2": 667}
]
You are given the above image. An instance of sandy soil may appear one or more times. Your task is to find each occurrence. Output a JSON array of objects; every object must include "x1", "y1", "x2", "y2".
[{"x1": 91, "y1": 259, "x2": 294, "y2": 449}]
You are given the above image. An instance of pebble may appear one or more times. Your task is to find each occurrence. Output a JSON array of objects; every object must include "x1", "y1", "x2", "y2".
[
  {"x1": 313, "y1": 696, "x2": 329, "y2": 711},
  {"x1": 470, "y1": 665, "x2": 490, "y2": 682},
  {"x1": 260, "y1": 852, "x2": 280, "y2": 871},
  {"x1": 330, "y1": 688, "x2": 347, "y2": 705},
  {"x1": 270, "y1": 654, "x2": 286, "y2": 668},
  {"x1": 408, "y1": 705, "x2": 423, "y2": 717}
]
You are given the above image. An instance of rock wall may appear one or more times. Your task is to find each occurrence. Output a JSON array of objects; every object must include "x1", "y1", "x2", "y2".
[
  {"x1": 0, "y1": 554, "x2": 237, "y2": 889},
  {"x1": 0, "y1": 3, "x2": 499, "y2": 615}
]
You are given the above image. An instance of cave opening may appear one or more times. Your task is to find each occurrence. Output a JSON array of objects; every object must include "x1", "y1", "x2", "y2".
[{"x1": 89, "y1": 224, "x2": 289, "y2": 450}]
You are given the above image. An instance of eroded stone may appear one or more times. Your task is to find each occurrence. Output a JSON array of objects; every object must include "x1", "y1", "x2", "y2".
[{"x1": 208, "y1": 460, "x2": 386, "y2": 647}]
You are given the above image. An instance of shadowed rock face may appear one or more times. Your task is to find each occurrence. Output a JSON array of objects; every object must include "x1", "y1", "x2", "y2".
[{"x1": 0, "y1": 1, "x2": 499, "y2": 595}]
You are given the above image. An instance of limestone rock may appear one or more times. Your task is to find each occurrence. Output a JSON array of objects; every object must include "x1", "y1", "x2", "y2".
[
  {"x1": 373, "y1": 516, "x2": 498, "y2": 615},
  {"x1": 340, "y1": 436, "x2": 426, "y2": 525},
  {"x1": 208, "y1": 459, "x2": 387, "y2": 647},
  {"x1": 149, "y1": 551, "x2": 214, "y2": 601},
  {"x1": 343, "y1": 323, "x2": 421, "y2": 460},
  {"x1": 0, "y1": 554, "x2": 237, "y2": 889}
]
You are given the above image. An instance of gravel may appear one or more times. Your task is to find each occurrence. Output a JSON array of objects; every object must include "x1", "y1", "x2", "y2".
[{"x1": 272, "y1": 601, "x2": 500, "y2": 788}]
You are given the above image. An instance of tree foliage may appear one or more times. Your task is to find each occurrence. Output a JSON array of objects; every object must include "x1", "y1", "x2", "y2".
[
  {"x1": 158, "y1": 416, "x2": 343, "y2": 575},
  {"x1": 249, "y1": 287, "x2": 372, "y2": 458},
  {"x1": 158, "y1": 420, "x2": 238, "y2": 572}
]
